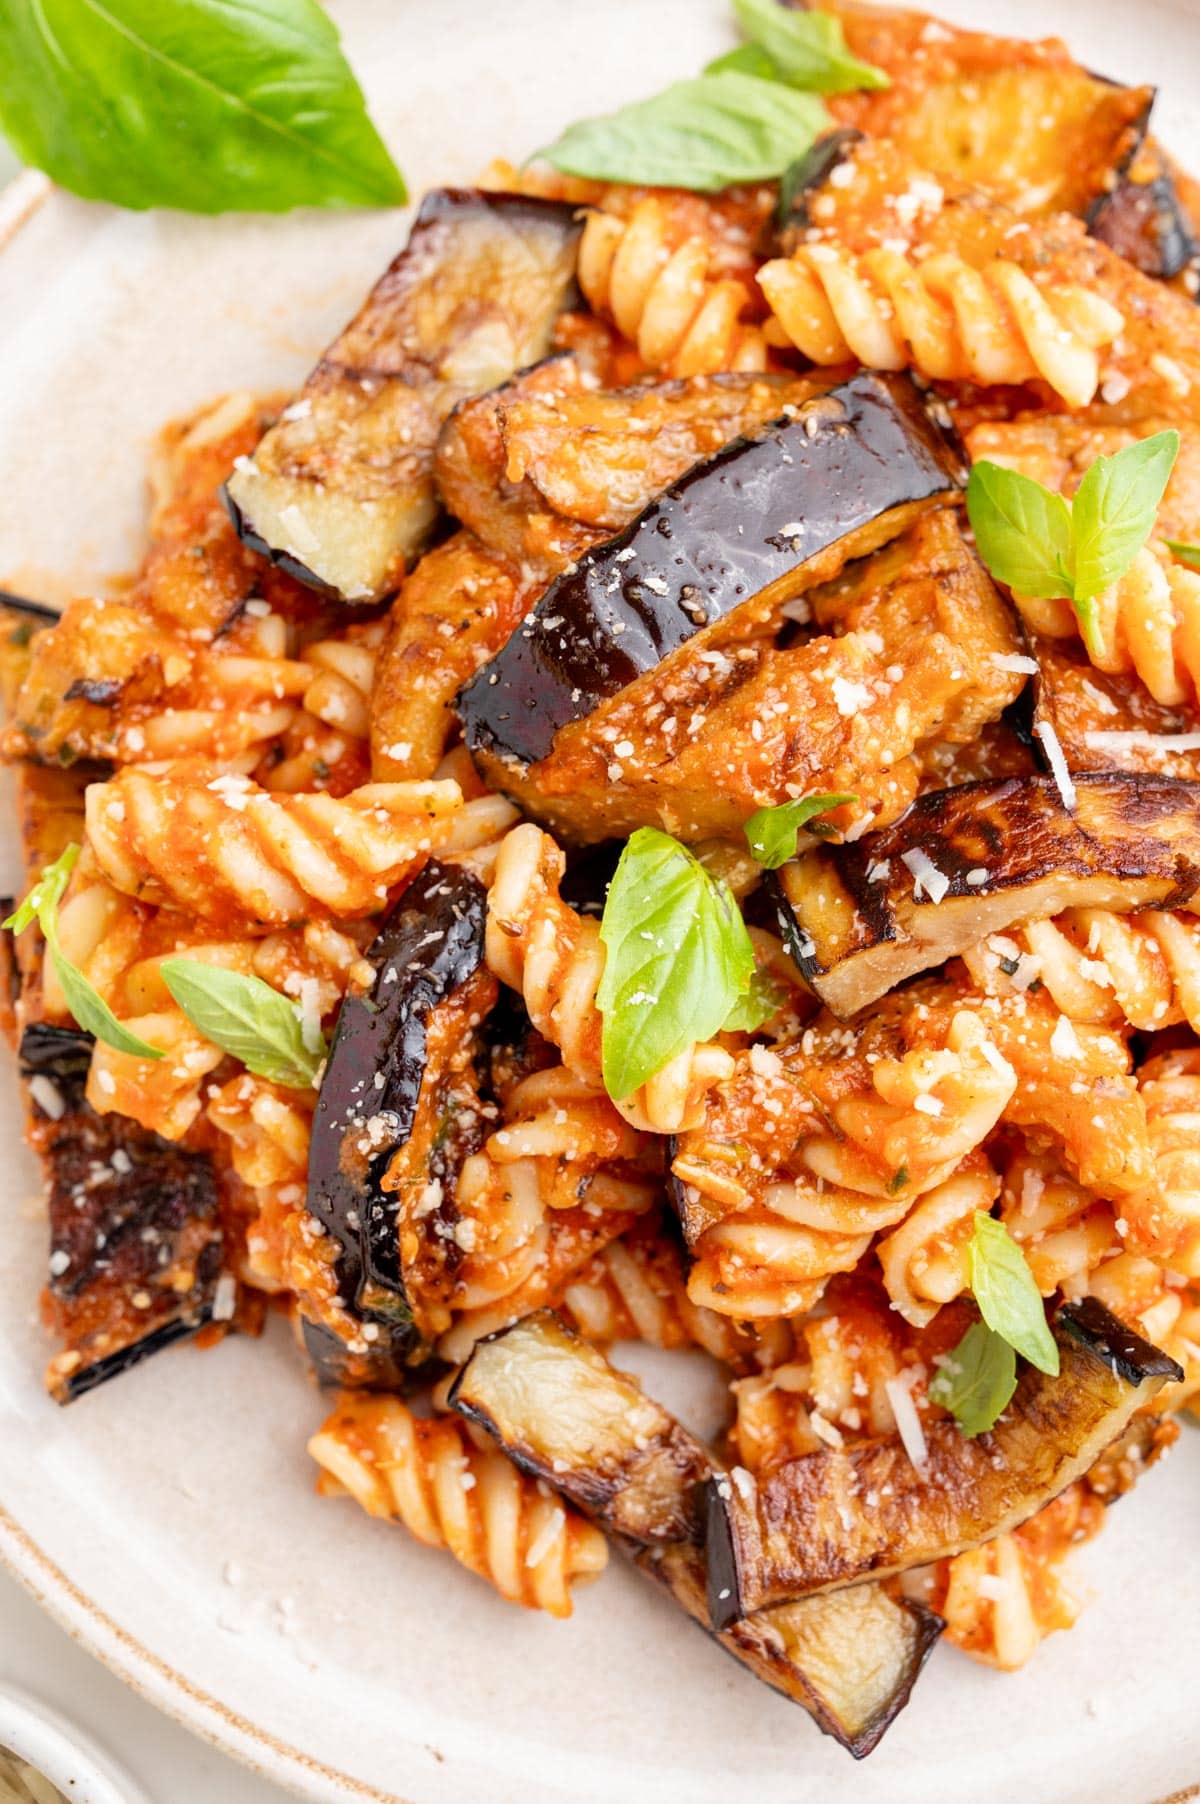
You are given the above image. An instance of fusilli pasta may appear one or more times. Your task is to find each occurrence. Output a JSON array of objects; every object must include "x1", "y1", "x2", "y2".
[
  {"x1": 84, "y1": 766, "x2": 515, "y2": 927},
  {"x1": 759, "y1": 243, "x2": 1123, "y2": 407},
  {"x1": 578, "y1": 198, "x2": 769, "y2": 377},
  {"x1": 309, "y1": 1393, "x2": 607, "y2": 1616}
]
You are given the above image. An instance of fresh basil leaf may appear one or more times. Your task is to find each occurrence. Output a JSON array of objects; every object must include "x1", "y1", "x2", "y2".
[
  {"x1": 744, "y1": 791, "x2": 856, "y2": 869},
  {"x1": 4, "y1": 844, "x2": 163, "y2": 1059},
  {"x1": 1166, "y1": 538, "x2": 1200, "y2": 569},
  {"x1": 597, "y1": 827, "x2": 754, "y2": 1100},
  {"x1": 969, "y1": 1212, "x2": 1060, "y2": 1376},
  {"x1": 1071, "y1": 430, "x2": 1180, "y2": 601},
  {"x1": 3, "y1": 843, "x2": 78, "y2": 936},
  {"x1": 732, "y1": 0, "x2": 888, "y2": 93},
  {"x1": 542, "y1": 72, "x2": 830, "y2": 192},
  {"x1": 966, "y1": 461, "x2": 1075, "y2": 602},
  {"x1": 160, "y1": 958, "x2": 325, "y2": 1088},
  {"x1": 929, "y1": 1321, "x2": 1017, "y2": 1438},
  {"x1": 704, "y1": 43, "x2": 781, "y2": 80},
  {"x1": 722, "y1": 968, "x2": 786, "y2": 1033},
  {"x1": 0, "y1": 0, "x2": 406, "y2": 213}
]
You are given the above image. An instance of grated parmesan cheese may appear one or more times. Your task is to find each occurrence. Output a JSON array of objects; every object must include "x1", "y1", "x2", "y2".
[
  {"x1": 1050, "y1": 1014, "x2": 1084, "y2": 1060},
  {"x1": 990, "y1": 652, "x2": 1039, "y2": 675},
  {"x1": 901, "y1": 847, "x2": 949, "y2": 904},
  {"x1": 1033, "y1": 721, "x2": 1076, "y2": 810},
  {"x1": 884, "y1": 1376, "x2": 928, "y2": 1470}
]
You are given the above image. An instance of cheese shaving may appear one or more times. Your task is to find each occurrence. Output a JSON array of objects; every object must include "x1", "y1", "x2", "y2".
[
  {"x1": 901, "y1": 847, "x2": 950, "y2": 903},
  {"x1": 1033, "y1": 721, "x2": 1076, "y2": 811}
]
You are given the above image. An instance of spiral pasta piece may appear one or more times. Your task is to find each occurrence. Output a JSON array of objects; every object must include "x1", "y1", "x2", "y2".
[
  {"x1": 1125, "y1": 1048, "x2": 1200, "y2": 1276},
  {"x1": 1017, "y1": 908, "x2": 1200, "y2": 1034},
  {"x1": 85, "y1": 766, "x2": 515, "y2": 928},
  {"x1": 558, "y1": 1216, "x2": 798, "y2": 1373},
  {"x1": 485, "y1": 823, "x2": 735, "y2": 1133},
  {"x1": 759, "y1": 244, "x2": 1123, "y2": 407},
  {"x1": 578, "y1": 199, "x2": 768, "y2": 377},
  {"x1": 929, "y1": 1486, "x2": 1104, "y2": 1671},
  {"x1": 877, "y1": 1158, "x2": 1000, "y2": 1327},
  {"x1": 1022, "y1": 546, "x2": 1200, "y2": 707},
  {"x1": 206, "y1": 1073, "x2": 314, "y2": 1188},
  {"x1": 309, "y1": 1394, "x2": 607, "y2": 1616},
  {"x1": 87, "y1": 1006, "x2": 225, "y2": 1140}
]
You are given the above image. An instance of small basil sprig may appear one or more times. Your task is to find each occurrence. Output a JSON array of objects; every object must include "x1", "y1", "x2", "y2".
[
  {"x1": 159, "y1": 960, "x2": 327, "y2": 1089},
  {"x1": 597, "y1": 827, "x2": 754, "y2": 1100},
  {"x1": 967, "y1": 432, "x2": 1180, "y2": 655},
  {"x1": 731, "y1": 0, "x2": 888, "y2": 93},
  {"x1": 929, "y1": 1321, "x2": 1017, "y2": 1438},
  {"x1": 970, "y1": 1212, "x2": 1059, "y2": 1376},
  {"x1": 744, "y1": 792, "x2": 856, "y2": 869},
  {"x1": 0, "y1": 0, "x2": 405, "y2": 213},
  {"x1": 542, "y1": 70, "x2": 829, "y2": 192},
  {"x1": 4, "y1": 846, "x2": 163, "y2": 1059},
  {"x1": 1166, "y1": 538, "x2": 1200, "y2": 570}
]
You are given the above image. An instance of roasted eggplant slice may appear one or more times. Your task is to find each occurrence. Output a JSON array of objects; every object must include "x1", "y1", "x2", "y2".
[
  {"x1": 705, "y1": 1299, "x2": 1181, "y2": 1628},
  {"x1": 451, "y1": 1313, "x2": 941, "y2": 1756},
  {"x1": 644, "y1": 1545, "x2": 941, "y2": 1761},
  {"x1": 18, "y1": 1022, "x2": 227, "y2": 1404},
  {"x1": 450, "y1": 1310, "x2": 711, "y2": 1544},
  {"x1": 1089, "y1": 140, "x2": 1200, "y2": 282},
  {"x1": 773, "y1": 772, "x2": 1200, "y2": 1017},
  {"x1": 305, "y1": 858, "x2": 490, "y2": 1381},
  {"x1": 817, "y1": 2, "x2": 1154, "y2": 221},
  {"x1": 224, "y1": 189, "x2": 582, "y2": 603},
  {"x1": 459, "y1": 370, "x2": 964, "y2": 781}
]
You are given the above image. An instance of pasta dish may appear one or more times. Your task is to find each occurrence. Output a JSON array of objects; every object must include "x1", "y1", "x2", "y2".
[{"x1": 3, "y1": 0, "x2": 1200, "y2": 1760}]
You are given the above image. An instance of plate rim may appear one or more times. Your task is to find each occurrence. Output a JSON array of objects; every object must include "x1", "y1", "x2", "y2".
[{"x1": 0, "y1": 1498, "x2": 406, "y2": 1804}]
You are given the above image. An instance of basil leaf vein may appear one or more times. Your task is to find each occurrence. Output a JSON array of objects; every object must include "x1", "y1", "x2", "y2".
[
  {"x1": 969, "y1": 1212, "x2": 1059, "y2": 1376},
  {"x1": 597, "y1": 827, "x2": 754, "y2": 1100},
  {"x1": 159, "y1": 958, "x2": 326, "y2": 1088},
  {"x1": 0, "y1": 0, "x2": 406, "y2": 213},
  {"x1": 929, "y1": 1320, "x2": 1017, "y2": 1437},
  {"x1": 3, "y1": 844, "x2": 163, "y2": 1059},
  {"x1": 542, "y1": 71, "x2": 829, "y2": 192},
  {"x1": 744, "y1": 791, "x2": 856, "y2": 869},
  {"x1": 732, "y1": 0, "x2": 888, "y2": 93}
]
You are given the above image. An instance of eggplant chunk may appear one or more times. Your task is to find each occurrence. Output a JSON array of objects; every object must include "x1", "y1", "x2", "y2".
[
  {"x1": 450, "y1": 1310, "x2": 711, "y2": 1544},
  {"x1": 1031, "y1": 634, "x2": 1200, "y2": 783},
  {"x1": 305, "y1": 859, "x2": 490, "y2": 1381},
  {"x1": 773, "y1": 772, "x2": 1200, "y2": 1017},
  {"x1": 644, "y1": 1546, "x2": 941, "y2": 1761},
  {"x1": 18, "y1": 1023, "x2": 226, "y2": 1404},
  {"x1": 814, "y1": 2, "x2": 1154, "y2": 221},
  {"x1": 1089, "y1": 141, "x2": 1200, "y2": 282},
  {"x1": 705, "y1": 1299, "x2": 1182, "y2": 1628},
  {"x1": 224, "y1": 190, "x2": 582, "y2": 603},
  {"x1": 458, "y1": 370, "x2": 965, "y2": 780},
  {"x1": 451, "y1": 1312, "x2": 942, "y2": 1757}
]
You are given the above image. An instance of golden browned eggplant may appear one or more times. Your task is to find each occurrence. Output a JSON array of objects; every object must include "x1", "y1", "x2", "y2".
[
  {"x1": 450, "y1": 1309, "x2": 711, "y2": 1544},
  {"x1": 772, "y1": 772, "x2": 1200, "y2": 1016},
  {"x1": 705, "y1": 1299, "x2": 1181, "y2": 1628},
  {"x1": 814, "y1": 1, "x2": 1154, "y2": 221},
  {"x1": 224, "y1": 190, "x2": 582, "y2": 603},
  {"x1": 451, "y1": 1311, "x2": 942, "y2": 1757},
  {"x1": 458, "y1": 371, "x2": 965, "y2": 831}
]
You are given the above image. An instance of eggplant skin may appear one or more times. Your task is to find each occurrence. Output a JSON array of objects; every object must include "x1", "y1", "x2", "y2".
[
  {"x1": 773, "y1": 771, "x2": 1200, "y2": 1018},
  {"x1": 306, "y1": 859, "x2": 487, "y2": 1375},
  {"x1": 458, "y1": 370, "x2": 965, "y2": 775},
  {"x1": 776, "y1": 129, "x2": 866, "y2": 251},
  {"x1": 450, "y1": 1310, "x2": 942, "y2": 1757},
  {"x1": 224, "y1": 189, "x2": 582, "y2": 604},
  {"x1": 449, "y1": 1311, "x2": 711, "y2": 1545},
  {"x1": 705, "y1": 1299, "x2": 1182, "y2": 1629},
  {"x1": 1088, "y1": 148, "x2": 1199, "y2": 282}
]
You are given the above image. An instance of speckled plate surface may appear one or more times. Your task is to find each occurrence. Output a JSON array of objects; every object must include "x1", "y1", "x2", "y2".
[{"x1": 1, "y1": 3, "x2": 1199, "y2": 1799}]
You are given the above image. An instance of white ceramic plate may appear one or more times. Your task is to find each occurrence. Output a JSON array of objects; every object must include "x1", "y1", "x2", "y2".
[{"x1": 2, "y1": 3, "x2": 1200, "y2": 1799}]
